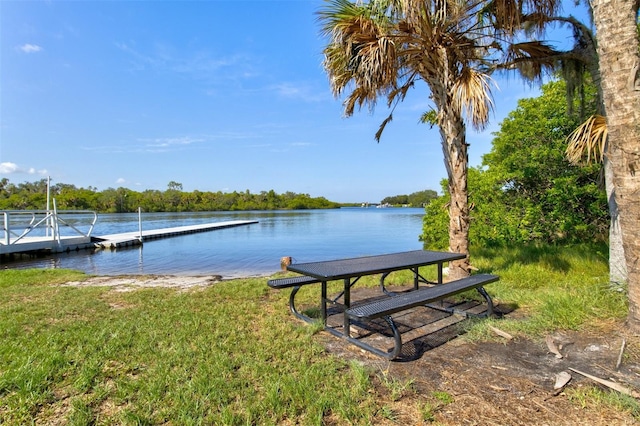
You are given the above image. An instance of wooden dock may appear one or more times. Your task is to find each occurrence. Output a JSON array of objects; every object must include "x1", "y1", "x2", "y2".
[{"x1": 1, "y1": 220, "x2": 258, "y2": 255}]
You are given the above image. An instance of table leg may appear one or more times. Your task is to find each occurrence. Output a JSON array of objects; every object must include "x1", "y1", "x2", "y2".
[
  {"x1": 436, "y1": 263, "x2": 445, "y2": 309},
  {"x1": 379, "y1": 271, "x2": 393, "y2": 295},
  {"x1": 321, "y1": 281, "x2": 327, "y2": 325},
  {"x1": 343, "y1": 278, "x2": 351, "y2": 337}
]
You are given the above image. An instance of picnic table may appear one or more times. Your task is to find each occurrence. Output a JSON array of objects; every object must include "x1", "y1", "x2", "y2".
[{"x1": 268, "y1": 250, "x2": 498, "y2": 359}]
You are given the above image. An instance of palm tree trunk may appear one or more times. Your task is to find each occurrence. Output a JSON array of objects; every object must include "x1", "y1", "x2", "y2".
[
  {"x1": 436, "y1": 93, "x2": 471, "y2": 280},
  {"x1": 591, "y1": 0, "x2": 640, "y2": 331},
  {"x1": 605, "y1": 157, "x2": 628, "y2": 285},
  {"x1": 581, "y1": 16, "x2": 628, "y2": 286}
]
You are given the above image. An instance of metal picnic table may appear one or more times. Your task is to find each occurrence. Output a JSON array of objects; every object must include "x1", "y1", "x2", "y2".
[{"x1": 269, "y1": 250, "x2": 498, "y2": 359}]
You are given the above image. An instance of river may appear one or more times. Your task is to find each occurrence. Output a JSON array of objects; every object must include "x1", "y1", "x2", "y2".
[{"x1": 3, "y1": 208, "x2": 427, "y2": 278}]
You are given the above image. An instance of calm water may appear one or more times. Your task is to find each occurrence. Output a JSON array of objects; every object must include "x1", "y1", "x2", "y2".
[{"x1": 2, "y1": 208, "x2": 427, "y2": 278}]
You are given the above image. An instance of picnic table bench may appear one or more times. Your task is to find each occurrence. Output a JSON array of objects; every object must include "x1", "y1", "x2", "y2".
[
  {"x1": 267, "y1": 250, "x2": 499, "y2": 359},
  {"x1": 346, "y1": 273, "x2": 498, "y2": 358},
  {"x1": 267, "y1": 275, "x2": 323, "y2": 323}
]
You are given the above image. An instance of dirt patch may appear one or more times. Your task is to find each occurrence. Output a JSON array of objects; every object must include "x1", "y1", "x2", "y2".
[
  {"x1": 319, "y1": 286, "x2": 640, "y2": 425},
  {"x1": 322, "y1": 330, "x2": 640, "y2": 424}
]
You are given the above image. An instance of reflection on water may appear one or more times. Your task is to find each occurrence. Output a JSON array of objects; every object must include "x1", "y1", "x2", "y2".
[{"x1": 2, "y1": 208, "x2": 426, "y2": 278}]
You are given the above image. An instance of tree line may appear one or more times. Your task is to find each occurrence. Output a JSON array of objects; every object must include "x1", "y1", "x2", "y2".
[
  {"x1": 0, "y1": 179, "x2": 438, "y2": 212},
  {"x1": 0, "y1": 180, "x2": 342, "y2": 212},
  {"x1": 380, "y1": 190, "x2": 438, "y2": 207}
]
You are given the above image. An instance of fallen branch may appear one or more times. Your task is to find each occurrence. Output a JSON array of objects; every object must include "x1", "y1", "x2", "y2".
[
  {"x1": 489, "y1": 326, "x2": 513, "y2": 340},
  {"x1": 489, "y1": 385, "x2": 509, "y2": 391},
  {"x1": 616, "y1": 338, "x2": 626, "y2": 370},
  {"x1": 569, "y1": 367, "x2": 640, "y2": 398},
  {"x1": 531, "y1": 399, "x2": 563, "y2": 420}
]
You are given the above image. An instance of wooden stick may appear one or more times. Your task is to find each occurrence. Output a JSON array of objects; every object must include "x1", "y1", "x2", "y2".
[
  {"x1": 488, "y1": 325, "x2": 513, "y2": 340},
  {"x1": 531, "y1": 399, "x2": 563, "y2": 419},
  {"x1": 569, "y1": 367, "x2": 640, "y2": 398},
  {"x1": 616, "y1": 338, "x2": 626, "y2": 370}
]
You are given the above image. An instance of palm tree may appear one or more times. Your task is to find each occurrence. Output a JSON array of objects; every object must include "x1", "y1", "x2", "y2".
[
  {"x1": 589, "y1": 0, "x2": 640, "y2": 330},
  {"x1": 318, "y1": 0, "x2": 559, "y2": 280}
]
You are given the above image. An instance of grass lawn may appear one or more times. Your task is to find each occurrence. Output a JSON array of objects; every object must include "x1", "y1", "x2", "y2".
[{"x1": 0, "y1": 244, "x2": 636, "y2": 424}]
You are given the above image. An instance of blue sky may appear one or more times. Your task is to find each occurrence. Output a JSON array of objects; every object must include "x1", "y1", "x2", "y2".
[{"x1": 1, "y1": 0, "x2": 585, "y2": 203}]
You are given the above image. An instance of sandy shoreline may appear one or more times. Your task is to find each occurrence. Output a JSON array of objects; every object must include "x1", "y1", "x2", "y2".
[{"x1": 62, "y1": 275, "x2": 228, "y2": 291}]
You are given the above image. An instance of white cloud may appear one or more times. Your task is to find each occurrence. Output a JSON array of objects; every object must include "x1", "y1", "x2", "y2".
[
  {"x1": 273, "y1": 83, "x2": 303, "y2": 97},
  {"x1": 143, "y1": 136, "x2": 204, "y2": 148},
  {"x1": 19, "y1": 44, "x2": 42, "y2": 53},
  {"x1": 0, "y1": 162, "x2": 19, "y2": 174},
  {"x1": 116, "y1": 178, "x2": 126, "y2": 184},
  {"x1": 270, "y1": 82, "x2": 329, "y2": 102},
  {"x1": 0, "y1": 162, "x2": 47, "y2": 175},
  {"x1": 115, "y1": 42, "x2": 251, "y2": 83}
]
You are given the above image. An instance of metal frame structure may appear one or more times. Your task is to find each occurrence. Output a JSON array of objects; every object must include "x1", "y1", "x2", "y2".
[{"x1": 1, "y1": 208, "x2": 97, "y2": 253}]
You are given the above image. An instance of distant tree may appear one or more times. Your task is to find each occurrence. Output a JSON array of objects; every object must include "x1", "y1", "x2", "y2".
[
  {"x1": 381, "y1": 194, "x2": 409, "y2": 205},
  {"x1": 164, "y1": 185, "x2": 182, "y2": 211},
  {"x1": 380, "y1": 190, "x2": 437, "y2": 206},
  {"x1": 408, "y1": 190, "x2": 438, "y2": 207},
  {"x1": 167, "y1": 181, "x2": 183, "y2": 191},
  {"x1": 0, "y1": 178, "x2": 11, "y2": 195},
  {"x1": 55, "y1": 185, "x2": 98, "y2": 210},
  {"x1": 18, "y1": 179, "x2": 48, "y2": 195},
  {"x1": 140, "y1": 189, "x2": 165, "y2": 212}
]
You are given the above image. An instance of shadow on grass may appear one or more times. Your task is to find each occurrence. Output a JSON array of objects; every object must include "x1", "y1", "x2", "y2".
[
  {"x1": 312, "y1": 291, "x2": 518, "y2": 363},
  {"x1": 474, "y1": 243, "x2": 608, "y2": 274}
]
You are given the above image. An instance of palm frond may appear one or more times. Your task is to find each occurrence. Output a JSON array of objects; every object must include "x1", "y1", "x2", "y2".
[
  {"x1": 502, "y1": 41, "x2": 558, "y2": 80},
  {"x1": 488, "y1": 0, "x2": 523, "y2": 32},
  {"x1": 565, "y1": 115, "x2": 607, "y2": 165},
  {"x1": 375, "y1": 113, "x2": 394, "y2": 142},
  {"x1": 317, "y1": 0, "x2": 364, "y2": 38},
  {"x1": 420, "y1": 109, "x2": 438, "y2": 128},
  {"x1": 487, "y1": 0, "x2": 560, "y2": 33},
  {"x1": 386, "y1": 78, "x2": 414, "y2": 107},
  {"x1": 320, "y1": 0, "x2": 400, "y2": 109},
  {"x1": 453, "y1": 67, "x2": 495, "y2": 130},
  {"x1": 524, "y1": 0, "x2": 560, "y2": 24},
  {"x1": 344, "y1": 86, "x2": 378, "y2": 116},
  {"x1": 322, "y1": 44, "x2": 353, "y2": 95}
]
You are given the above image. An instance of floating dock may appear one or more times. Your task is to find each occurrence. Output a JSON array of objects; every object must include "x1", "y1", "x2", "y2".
[
  {"x1": 1, "y1": 220, "x2": 258, "y2": 256},
  {"x1": 92, "y1": 220, "x2": 258, "y2": 249}
]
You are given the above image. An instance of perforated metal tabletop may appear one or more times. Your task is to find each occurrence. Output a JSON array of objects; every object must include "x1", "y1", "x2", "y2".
[{"x1": 286, "y1": 250, "x2": 466, "y2": 281}]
